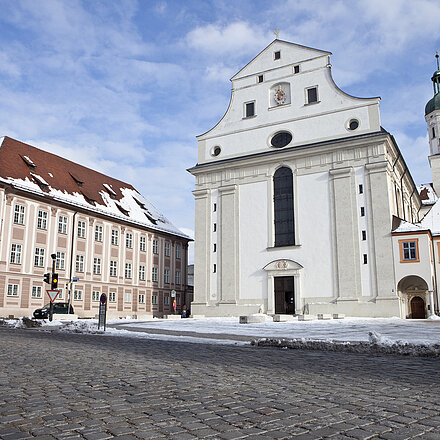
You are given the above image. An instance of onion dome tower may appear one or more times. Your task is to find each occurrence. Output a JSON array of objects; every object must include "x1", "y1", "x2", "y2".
[{"x1": 426, "y1": 52, "x2": 440, "y2": 193}]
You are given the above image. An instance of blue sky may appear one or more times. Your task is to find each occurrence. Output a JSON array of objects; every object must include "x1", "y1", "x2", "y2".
[{"x1": 1, "y1": 0, "x2": 440, "y2": 261}]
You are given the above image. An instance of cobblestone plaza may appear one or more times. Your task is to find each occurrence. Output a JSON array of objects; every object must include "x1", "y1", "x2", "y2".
[{"x1": 1, "y1": 328, "x2": 440, "y2": 439}]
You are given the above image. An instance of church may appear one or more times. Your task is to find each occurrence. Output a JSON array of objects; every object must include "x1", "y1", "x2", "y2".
[{"x1": 189, "y1": 39, "x2": 440, "y2": 319}]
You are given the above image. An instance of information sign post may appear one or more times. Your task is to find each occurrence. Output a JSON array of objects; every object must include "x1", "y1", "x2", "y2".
[{"x1": 98, "y1": 293, "x2": 107, "y2": 331}]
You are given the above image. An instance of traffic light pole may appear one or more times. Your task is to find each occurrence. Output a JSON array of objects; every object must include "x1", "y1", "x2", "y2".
[{"x1": 49, "y1": 255, "x2": 56, "y2": 322}]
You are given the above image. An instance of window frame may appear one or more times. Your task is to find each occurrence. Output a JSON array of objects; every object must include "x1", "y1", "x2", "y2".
[
  {"x1": 58, "y1": 215, "x2": 68, "y2": 234},
  {"x1": 152, "y1": 266, "x2": 158, "y2": 282},
  {"x1": 75, "y1": 254, "x2": 84, "y2": 273},
  {"x1": 244, "y1": 101, "x2": 256, "y2": 118},
  {"x1": 7, "y1": 284, "x2": 19, "y2": 297},
  {"x1": 37, "y1": 210, "x2": 48, "y2": 230},
  {"x1": 305, "y1": 86, "x2": 318, "y2": 105},
  {"x1": 77, "y1": 220, "x2": 86, "y2": 238},
  {"x1": 126, "y1": 232, "x2": 133, "y2": 249},
  {"x1": 95, "y1": 225, "x2": 103, "y2": 242},
  {"x1": 273, "y1": 167, "x2": 295, "y2": 247},
  {"x1": 140, "y1": 236, "x2": 146, "y2": 252},
  {"x1": 14, "y1": 204, "x2": 25, "y2": 225},
  {"x1": 93, "y1": 257, "x2": 102, "y2": 275},
  {"x1": 125, "y1": 262, "x2": 132, "y2": 279},
  {"x1": 399, "y1": 239, "x2": 420, "y2": 263},
  {"x1": 34, "y1": 247, "x2": 45, "y2": 267},
  {"x1": 109, "y1": 260, "x2": 117, "y2": 277},
  {"x1": 32, "y1": 285, "x2": 42, "y2": 299},
  {"x1": 152, "y1": 239, "x2": 159, "y2": 254},
  {"x1": 56, "y1": 251, "x2": 65, "y2": 270},
  {"x1": 111, "y1": 229, "x2": 119, "y2": 246},
  {"x1": 139, "y1": 265, "x2": 145, "y2": 281},
  {"x1": 164, "y1": 242, "x2": 171, "y2": 257},
  {"x1": 10, "y1": 243, "x2": 22, "y2": 264}
]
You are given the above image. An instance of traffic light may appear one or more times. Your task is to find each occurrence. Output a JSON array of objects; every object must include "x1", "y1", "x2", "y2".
[
  {"x1": 43, "y1": 273, "x2": 50, "y2": 284},
  {"x1": 51, "y1": 273, "x2": 59, "y2": 289}
]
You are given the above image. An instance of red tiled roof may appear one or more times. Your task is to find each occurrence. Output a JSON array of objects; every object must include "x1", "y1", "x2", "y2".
[{"x1": 0, "y1": 136, "x2": 137, "y2": 203}]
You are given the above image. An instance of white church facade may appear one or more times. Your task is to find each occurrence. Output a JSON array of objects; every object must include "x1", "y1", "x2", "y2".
[{"x1": 189, "y1": 39, "x2": 440, "y2": 319}]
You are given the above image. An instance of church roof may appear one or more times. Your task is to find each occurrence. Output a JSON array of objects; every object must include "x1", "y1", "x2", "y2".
[
  {"x1": 0, "y1": 136, "x2": 189, "y2": 239},
  {"x1": 425, "y1": 91, "x2": 440, "y2": 115}
]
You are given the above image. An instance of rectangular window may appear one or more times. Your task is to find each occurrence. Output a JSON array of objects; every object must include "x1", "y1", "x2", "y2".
[
  {"x1": 152, "y1": 267, "x2": 158, "y2": 282},
  {"x1": 56, "y1": 251, "x2": 65, "y2": 270},
  {"x1": 14, "y1": 204, "x2": 25, "y2": 225},
  {"x1": 32, "y1": 286, "x2": 42, "y2": 298},
  {"x1": 93, "y1": 257, "x2": 101, "y2": 275},
  {"x1": 140, "y1": 236, "x2": 146, "y2": 252},
  {"x1": 95, "y1": 225, "x2": 103, "y2": 242},
  {"x1": 176, "y1": 244, "x2": 181, "y2": 259},
  {"x1": 213, "y1": 243, "x2": 217, "y2": 252},
  {"x1": 360, "y1": 207, "x2": 365, "y2": 217},
  {"x1": 58, "y1": 215, "x2": 68, "y2": 234},
  {"x1": 138, "y1": 294, "x2": 145, "y2": 304},
  {"x1": 111, "y1": 229, "x2": 119, "y2": 245},
  {"x1": 152, "y1": 295, "x2": 158, "y2": 305},
  {"x1": 306, "y1": 87, "x2": 318, "y2": 104},
  {"x1": 401, "y1": 240, "x2": 419, "y2": 262},
  {"x1": 37, "y1": 210, "x2": 47, "y2": 229},
  {"x1": 164, "y1": 295, "x2": 169, "y2": 305},
  {"x1": 363, "y1": 254, "x2": 368, "y2": 264},
  {"x1": 245, "y1": 101, "x2": 255, "y2": 118},
  {"x1": 274, "y1": 50, "x2": 281, "y2": 60},
  {"x1": 362, "y1": 230, "x2": 367, "y2": 241},
  {"x1": 10, "y1": 243, "x2": 22, "y2": 264},
  {"x1": 359, "y1": 184, "x2": 363, "y2": 194},
  {"x1": 213, "y1": 223, "x2": 217, "y2": 232},
  {"x1": 175, "y1": 270, "x2": 181, "y2": 285},
  {"x1": 34, "y1": 248, "x2": 45, "y2": 267},
  {"x1": 109, "y1": 291, "x2": 116, "y2": 302},
  {"x1": 213, "y1": 203, "x2": 217, "y2": 212},
  {"x1": 213, "y1": 264, "x2": 216, "y2": 273},
  {"x1": 139, "y1": 265, "x2": 145, "y2": 281},
  {"x1": 126, "y1": 232, "x2": 133, "y2": 249},
  {"x1": 110, "y1": 260, "x2": 117, "y2": 277},
  {"x1": 77, "y1": 220, "x2": 86, "y2": 238},
  {"x1": 257, "y1": 74, "x2": 263, "y2": 83},
  {"x1": 433, "y1": 126, "x2": 436, "y2": 138},
  {"x1": 124, "y1": 293, "x2": 132, "y2": 303},
  {"x1": 293, "y1": 65, "x2": 300, "y2": 74},
  {"x1": 7, "y1": 284, "x2": 19, "y2": 297},
  {"x1": 125, "y1": 263, "x2": 132, "y2": 279},
  {"x1": 75, "y1": 255, "x2": 84, "y2": 272},
  {"x1": 164, "y1": 269, "x2": 170, "y2": 284},
  {"x1": 74, "y1": 289, "x2": 83, "y2": 300},
  {"x1": 92, "y1": 290, "x2": 100, "y2": 301},
  {"x1": 164, "y1": 242, "x2": 170, "y2": 257},
  {"x1": 152, "y1": 239, "x2": 159, "y2": 254}
]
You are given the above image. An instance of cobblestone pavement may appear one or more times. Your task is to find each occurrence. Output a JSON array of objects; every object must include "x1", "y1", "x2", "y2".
[{"x1": 1, "y1": 328, "x2": 440, "y2": 440}]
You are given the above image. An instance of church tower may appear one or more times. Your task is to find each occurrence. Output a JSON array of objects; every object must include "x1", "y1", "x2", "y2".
[{"x1": 426, "y1": 53, "x2": 440, "y2": 193}]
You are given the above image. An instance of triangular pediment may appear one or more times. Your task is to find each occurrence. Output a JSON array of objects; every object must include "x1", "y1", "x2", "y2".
[{"x1": 231, "y1": 39, "x2": 331, "y2": 81}]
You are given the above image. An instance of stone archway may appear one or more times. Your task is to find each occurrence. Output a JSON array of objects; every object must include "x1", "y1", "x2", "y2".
[{"x1": 397, "y1": 276, "x2": 429, "y2": 319}]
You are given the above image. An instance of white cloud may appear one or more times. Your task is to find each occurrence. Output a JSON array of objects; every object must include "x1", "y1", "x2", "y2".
[{"x1": 186, "y1": 21, "x2": 271, "y2": 57}]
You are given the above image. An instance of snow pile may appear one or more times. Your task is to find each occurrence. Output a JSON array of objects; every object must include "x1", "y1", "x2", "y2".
[{"x1": 252, "y1": 330, "x2": 440, "y2": 357}]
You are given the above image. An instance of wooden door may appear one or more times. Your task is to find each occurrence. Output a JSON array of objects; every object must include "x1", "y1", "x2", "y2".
[{"x1": 410, "y1": 296, "x2": 426, "y2": 319}]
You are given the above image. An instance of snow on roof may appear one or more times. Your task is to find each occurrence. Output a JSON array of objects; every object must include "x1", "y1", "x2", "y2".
[
  {"x1": 0, "y1": 137, "x2": 189, "y2": 239},
  {"x1": 392, "y1": 217, "x2": 425, "y2": 234},
  {"x1": 30, "y1": 172, "x2": 48, "y2": 186},
  {"x1": 417, "y1": 183, "x2": 438, "y2": 205},
  {"x1": 420, "y1": 198, "x2": 440, "y2": 235},
  {"x1": 23, "y1": 155, "x2": 36, "y2": 167}
]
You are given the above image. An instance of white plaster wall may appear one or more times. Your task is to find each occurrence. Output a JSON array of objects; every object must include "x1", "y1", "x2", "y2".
[
  {"x1": 392, "y1": 234, "x2": 433, "y2": 290},
  {"x1": 238, "y1": 171, "x2": 334, "y2": 303}
]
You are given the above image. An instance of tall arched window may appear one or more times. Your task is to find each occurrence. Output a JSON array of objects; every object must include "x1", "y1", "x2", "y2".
[{"x1": 273, "y1": 167, "x2": 295, "y2": 246}]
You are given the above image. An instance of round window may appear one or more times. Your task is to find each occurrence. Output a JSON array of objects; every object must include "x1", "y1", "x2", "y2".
[
  {"x1": 211, "y1": 146, "x2": 221, "y2": 157},
  {"x1": 271, "y1": 131, "x2": 292, "y2": 148},
  {"x1": 348, "y1": 119, "x2": 359, "y2": 131}
]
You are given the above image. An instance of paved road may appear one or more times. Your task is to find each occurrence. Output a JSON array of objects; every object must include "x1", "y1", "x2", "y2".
[{"x1": 1, "y1": 329, "x2": 440, "y2": 440}]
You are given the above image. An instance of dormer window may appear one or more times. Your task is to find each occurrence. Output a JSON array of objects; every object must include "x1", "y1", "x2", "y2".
[
  {"x1": 244, "y1": 101, "x2": 255, "y2": 118},
  {"x1": 103, "y1": 183, "x2": 117, "y2": 199},
  {"x1": 274, "y1": 51, "x2": 281, "y2": 60},
  {"x1": 30, "y1": 173, "x2": 49, "y2": 191},
  {"x1": 21, "y1": 155, "x2": 36, "y2": 170},
  {"x1": 70, "y1": 173, "x2": 83, "y2": 187},
  {"x1": 115, "y1": 202, "x2": 129, "y2": 216}
]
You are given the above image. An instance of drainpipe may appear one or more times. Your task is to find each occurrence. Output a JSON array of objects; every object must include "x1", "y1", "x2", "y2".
[{"x1": 68, "y1": 211, "x2": 78, "y2": 314}]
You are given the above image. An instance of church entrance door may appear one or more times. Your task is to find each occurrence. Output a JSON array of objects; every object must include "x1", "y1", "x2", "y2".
[
  {"x1": 274, "y1": 276, "x2": 295, "y2": 314},
  {"x1": 410, "y1": 296, "x2": 426, "y2": 319}
]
